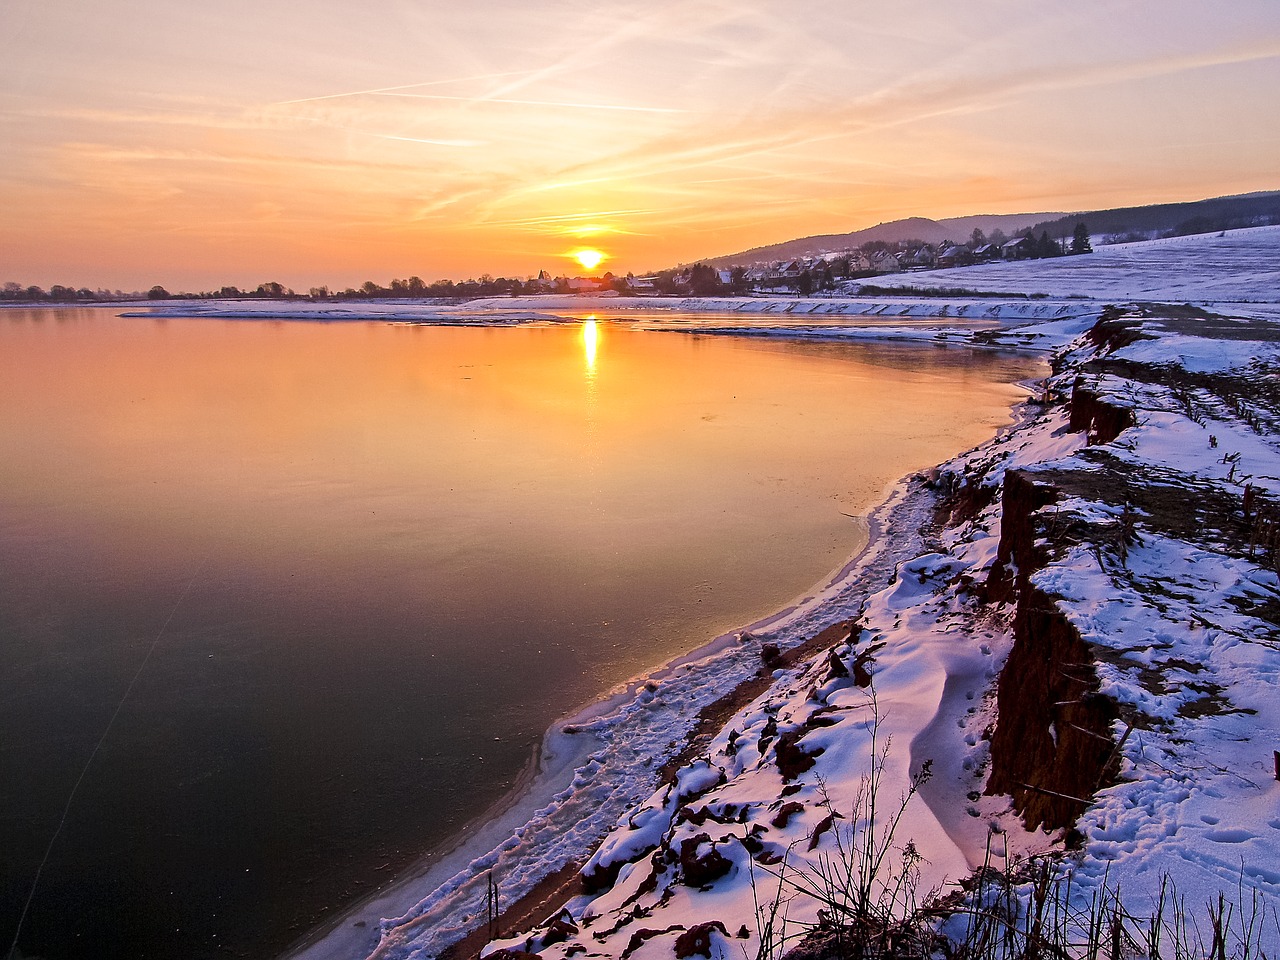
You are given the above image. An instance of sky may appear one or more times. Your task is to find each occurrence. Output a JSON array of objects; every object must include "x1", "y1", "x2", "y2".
[{"x1": 1, "y1": 1, "x2": 1278, "y2": 291}]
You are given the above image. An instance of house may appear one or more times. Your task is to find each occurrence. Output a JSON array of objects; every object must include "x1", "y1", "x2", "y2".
[
  {"x1": 847, "y1": 252, "x2": 875, "y2": 273},
  {"x1": 1000, "y1": 236, "x2": 1037, "y2": 260},
  {"x1": 901, "y1": 246, "x2": 936, "y2": 269},
  {"x1": 935, "y1": 244, "x2": 968, "y2": 268},
  {"x1": 871, "y1": 252, "x2": 902, "y2": 273}
]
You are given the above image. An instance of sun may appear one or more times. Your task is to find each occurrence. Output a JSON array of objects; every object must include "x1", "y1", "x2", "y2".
[{"x1": 573, "y1": 249, "x2": 606, "y2": 271}]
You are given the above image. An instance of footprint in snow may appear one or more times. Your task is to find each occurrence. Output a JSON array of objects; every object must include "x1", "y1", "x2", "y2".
[{"x1": 1204, "y1": 828, "x2": 1254, "y2": 844}]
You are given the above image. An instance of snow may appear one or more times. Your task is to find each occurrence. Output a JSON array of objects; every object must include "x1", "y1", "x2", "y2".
[
  {"x1": 861, "y1": 224, "x2": 1280, "y2": 306},
  {"x1": 283, "y1": 226, "x2": 1280, "y2": 960}
]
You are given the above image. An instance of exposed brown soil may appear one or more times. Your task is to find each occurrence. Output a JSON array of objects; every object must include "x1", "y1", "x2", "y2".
[{"x1": 438, "y1": 861, "x2": 583, "y2": 960}]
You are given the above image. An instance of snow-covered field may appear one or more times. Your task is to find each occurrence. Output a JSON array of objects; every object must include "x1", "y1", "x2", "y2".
[
  {"x1": 861, "y1": 224, "x2": 1280, "y2": 306},
  {"x1": 277, "y1": 227, "x2": 1280, "y2": 960}
]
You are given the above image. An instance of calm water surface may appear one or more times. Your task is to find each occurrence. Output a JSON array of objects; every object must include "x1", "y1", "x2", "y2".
[{"x1": 0, "y1": 307, "x2": 1040, "y2": 959}]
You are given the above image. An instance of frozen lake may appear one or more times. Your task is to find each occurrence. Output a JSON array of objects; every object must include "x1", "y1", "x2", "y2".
[{"x1": 0, "y1": 306, "x2": 1039, "y2": 959}]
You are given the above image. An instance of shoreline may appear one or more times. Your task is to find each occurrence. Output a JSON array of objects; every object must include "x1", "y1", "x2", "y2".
[
  {"x1": 282, "y1": 457, "x2": 988, "y2": 960},
  {"x1": 281, "y1": 355, "x2": 1045, "y2": 960},
  {"x1": 280, "y1": 502, "x2": 892, "y2": 960},
  {"x1": 418, "y1": 377, "x2": 1052, "y2": 960}
]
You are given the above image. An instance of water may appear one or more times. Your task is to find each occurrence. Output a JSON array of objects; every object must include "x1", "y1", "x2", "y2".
[{"x1": 0, "y1": 307, "x2": 1040, "y2": 959}]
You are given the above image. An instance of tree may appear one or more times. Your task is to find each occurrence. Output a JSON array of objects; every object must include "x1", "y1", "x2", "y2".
[
  {"x1": 147, "y1": 285, "x2": 170, "y2": 300},
  {"x1": 1037, "y1": 231, "x2": 1061, "y2": 258},
  {"x1": 687, "y1": 262, "x2": 722, "y2": 296},
  {"x1": 796, "y1": 269, "x2": 814, "y2": 296},
  {"x1": 1071, "y1": 222, "x2": 1093, "y2": 255},
  {"x1": 970, "y1": 228, "x2": 986, "y2": 248}
]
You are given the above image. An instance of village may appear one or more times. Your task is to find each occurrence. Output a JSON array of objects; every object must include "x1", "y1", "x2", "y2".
[{"x1": 548, "y1": 223, "x2": 1094, "y2": 297}]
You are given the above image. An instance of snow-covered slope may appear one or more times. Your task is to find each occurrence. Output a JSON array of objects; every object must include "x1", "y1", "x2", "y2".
[
  {"x1": 467, "y1": 307, "x2": 1280, "y2": 960},
  {"x1": 861, "y1": 225, "x2": 1280, "y2": 306}
]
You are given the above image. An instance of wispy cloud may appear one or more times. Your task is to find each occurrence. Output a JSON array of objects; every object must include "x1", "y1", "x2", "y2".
[
  {"x1": 271, "y1": 70, "x2": 540, "y2": 106},
  {"x1": 372, "y1": 134, "x2": 485, "y2": 147},
  {"x1": 376, "y1": 93, "x2": 684, "y2": 114},
  {"x1": 480, "y1": 209, "x2": 658, "y2": 229}
]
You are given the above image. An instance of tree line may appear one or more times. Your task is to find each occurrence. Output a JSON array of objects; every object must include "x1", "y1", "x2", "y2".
[
  {"x1": 3, "y1": 275, "x2": 590, "y2": 303},
  {"x1": 4, "y1": 223, "x2": 1094, "y2": 304}
]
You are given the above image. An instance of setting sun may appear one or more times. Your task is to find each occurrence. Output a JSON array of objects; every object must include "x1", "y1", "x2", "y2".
[{"x1": 574, "y1": 249, "x2": 606, "y2": 271}]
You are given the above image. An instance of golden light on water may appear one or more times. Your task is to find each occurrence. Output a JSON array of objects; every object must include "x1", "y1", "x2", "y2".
[
  {"x1": 582, "y1": 318, "x2": 599, "y2": 372},
  {"x1": 574, "y1": 249, "x2": 606, "y2": 271}
]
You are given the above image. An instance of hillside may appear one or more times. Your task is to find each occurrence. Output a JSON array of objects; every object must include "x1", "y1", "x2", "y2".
[
  {"x1": 1023, "y1": 190, "x2": 1280, "y2": 245},
  {"x1": 857, "y1": 224, "x2": 1280, "y2": 305},
  {"x1": 701, "y1": 190, "x2": 1280, "y2": 270},
  {"x1": 701, "y1": 213, "x2": 1060, "y2": 268}
]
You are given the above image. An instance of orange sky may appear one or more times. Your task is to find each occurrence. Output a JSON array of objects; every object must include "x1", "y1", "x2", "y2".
[{"x1": 2, "y1": 1, "x2": 1278, "y2": 290}]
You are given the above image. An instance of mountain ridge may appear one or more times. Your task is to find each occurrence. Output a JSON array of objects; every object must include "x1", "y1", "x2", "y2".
[{"x1": 698, "y1": 189, "x2": 1280, "y2": 268}]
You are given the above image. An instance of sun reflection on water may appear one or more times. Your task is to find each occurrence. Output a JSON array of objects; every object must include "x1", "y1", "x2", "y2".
[{"x1": 582, "y1": 317, "x2": 599, "y2": 373}]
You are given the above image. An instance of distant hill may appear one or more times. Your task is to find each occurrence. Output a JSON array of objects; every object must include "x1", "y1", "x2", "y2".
[
  {"x1": 701, "y1": 212, "x2": 1060, "y2": 268},
  {"x1": 700, "y1": 191, "x2": 1280, "y2": 268},
  {"x1": 1021, "y1": 191, "x2": 1280, "y2": 245}
]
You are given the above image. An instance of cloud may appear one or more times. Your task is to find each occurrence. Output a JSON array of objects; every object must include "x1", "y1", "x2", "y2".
[{"x1": 376, "y1": 93, "x2": 684, "y2": 115}]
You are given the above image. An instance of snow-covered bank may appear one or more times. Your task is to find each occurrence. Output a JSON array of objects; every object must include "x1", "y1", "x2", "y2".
[
  {"x1": 471, "y1": 304, "x2": 1280, "y2": 960},
  {"x1": 125, "y1": 295, "x2": 1092, "y2": 333}
]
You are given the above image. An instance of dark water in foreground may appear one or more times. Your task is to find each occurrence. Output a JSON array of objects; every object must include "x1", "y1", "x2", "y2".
[{"x1": 0, "y1": 308, "x2": 1040, "y2": 959}]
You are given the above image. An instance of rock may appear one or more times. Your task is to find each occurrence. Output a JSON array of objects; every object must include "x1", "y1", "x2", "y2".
[
  {"x1": 540, "y1": 916, "x2": 579, "y2": 946},
  {"x1": 770, "y1": 801, "x2": 804, "y2": 828},
  {"x1": 678, "y1": 833, "x2": 733, "y2": 887},
  {"x1": 673, "y1": 921, "x2": 728, "y2": 958},
  {"x1": 774, "y1": 728, "x2": 823, "y2": 781},
  {"x1": 621, "y1": 926, "x2": 684, "y2": 960},
  {"x1": 807, "y1": 812, "x2": 842, "y2": 851},
  {"x1": 824, "y1": 648, "x2": 848, "y2": 680}
]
